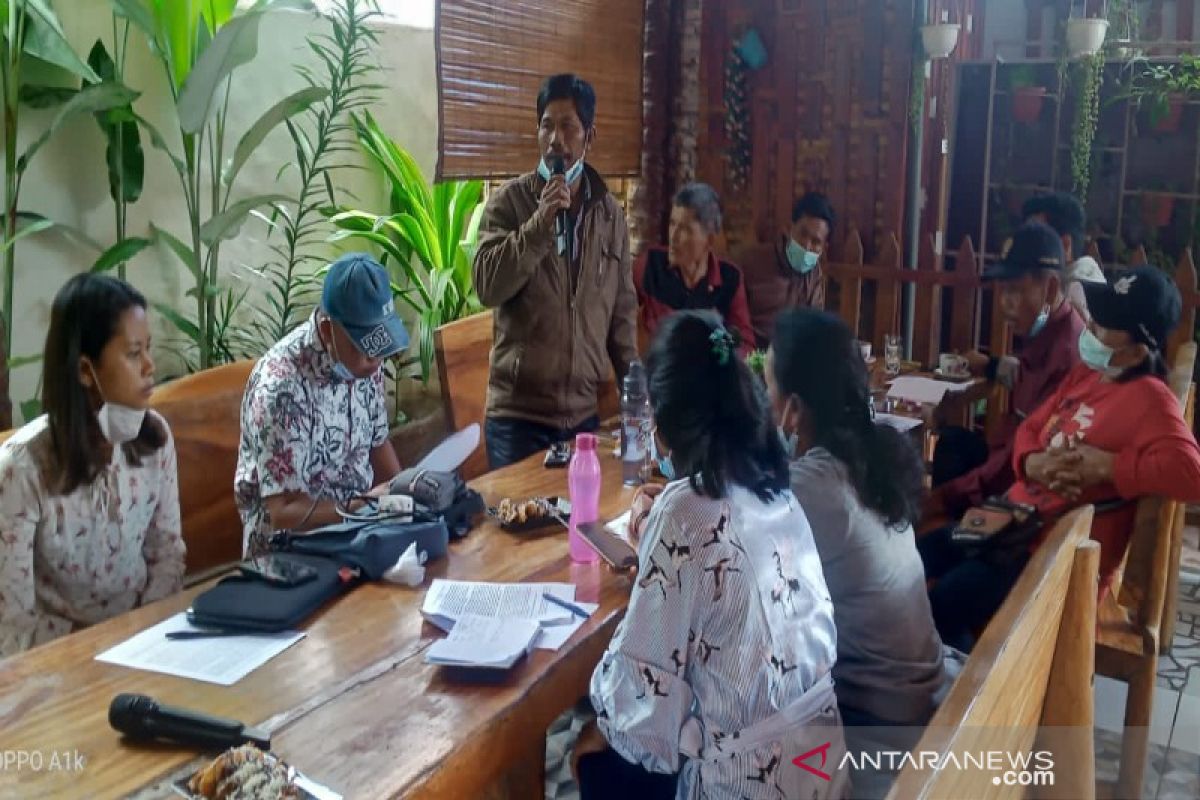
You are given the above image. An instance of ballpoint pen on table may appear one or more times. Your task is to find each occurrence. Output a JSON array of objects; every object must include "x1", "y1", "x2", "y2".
[{"x1": 541, "y1": 592, "x2": 591, "y2": 619}]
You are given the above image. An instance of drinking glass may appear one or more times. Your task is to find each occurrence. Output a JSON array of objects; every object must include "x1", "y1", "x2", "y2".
[{"x1": 884, "y1": 334, "x2": 902, "y2": 377}]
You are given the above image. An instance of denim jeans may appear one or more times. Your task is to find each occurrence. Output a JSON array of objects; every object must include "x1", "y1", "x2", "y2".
[{"x1": 484, "y1": 414, "x2": 600, "y2": 471}]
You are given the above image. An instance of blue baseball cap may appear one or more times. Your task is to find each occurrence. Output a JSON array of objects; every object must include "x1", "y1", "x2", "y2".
[{"x1": 320, "y1": 253, "x2": 409, "y2": 358}]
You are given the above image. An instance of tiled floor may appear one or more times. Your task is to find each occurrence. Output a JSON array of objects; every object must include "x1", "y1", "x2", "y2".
[{"x1": 544, "y1": 536, "x2": 1200, "y2": 800}]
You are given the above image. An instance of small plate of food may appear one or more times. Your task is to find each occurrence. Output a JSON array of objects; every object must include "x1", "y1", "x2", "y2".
[
  {"x1": 174, "y1": 744, "x2": 338, "y2": 800},
  {"x1": 489, "y1": 496, "x2": 571, "y2": 533}
]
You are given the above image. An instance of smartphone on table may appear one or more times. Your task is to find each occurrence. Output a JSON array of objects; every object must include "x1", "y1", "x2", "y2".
[
  {"x1": 544, "y1": 441, "x2": 572, "y2": 468},
  {"x1": 238, "y1": 556, "x2": 318, "y2": 587}
]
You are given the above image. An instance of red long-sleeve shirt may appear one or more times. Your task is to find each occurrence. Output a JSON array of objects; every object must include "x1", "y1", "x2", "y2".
[
  {"x1": 940, "y1": 302, "x2": 1084, "y2": 515},
  {"x1": 633, "y1": 246, "x2": 755, "y2": 356},
  {"x1": 1010, "y1": 363, "x2": 1200, "y2": 592}
]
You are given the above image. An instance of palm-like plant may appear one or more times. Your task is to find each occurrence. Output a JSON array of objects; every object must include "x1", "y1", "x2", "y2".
[{"x1": 327, "y1": 111, "x2": 484, "y2": 383}]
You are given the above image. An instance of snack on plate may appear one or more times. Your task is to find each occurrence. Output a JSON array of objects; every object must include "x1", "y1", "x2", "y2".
[
  {"x1": 187, "y1": 745, "x2": 301, "y2": 800},
  {"x1": 495, "y1": 496, "x2": 552, "y2": 526}
]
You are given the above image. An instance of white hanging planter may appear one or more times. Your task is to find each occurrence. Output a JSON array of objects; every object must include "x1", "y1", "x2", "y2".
[
  {"x1": 1066, "y1": 18, "x2": 1109, "y2": 58},
  {"x1": 920, "y1": 23, "x2": 960, "y2": 60}
]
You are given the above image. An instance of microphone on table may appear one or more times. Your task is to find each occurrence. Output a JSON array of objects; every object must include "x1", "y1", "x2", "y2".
[
  {"x1": 551, "y1": 155, "x2": 572, "y2": 263},
  {"x1": 109, "y1": 693, "x2": 271, "y2": 751}
]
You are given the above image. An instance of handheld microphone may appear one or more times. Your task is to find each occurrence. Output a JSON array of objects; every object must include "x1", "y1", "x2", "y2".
[
  {"x1": 109, "y1": 693, "x2": 271, "y2": 751},
  {"x1": 551, "y1": 156, "x2": 572, "y2": 263}
]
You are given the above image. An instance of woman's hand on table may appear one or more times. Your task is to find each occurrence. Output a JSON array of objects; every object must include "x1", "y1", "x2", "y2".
[{"x1": 629, "y1": 483, "x2": 664, "y2": 547}]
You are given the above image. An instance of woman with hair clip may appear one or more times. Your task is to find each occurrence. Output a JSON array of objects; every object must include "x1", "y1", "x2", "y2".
[
  {"x1": 575, "y1": 311, "x2": 846, "y2": 800},
  {"x1": 0, "y1": 274, "x2": 185, "y2": 656},
  {"x1": 921, "y1": 266, "x2": 1200, "y2": 651},
  {"x1": 767, "y1": 309, "x2": 952, "y2": 797}
]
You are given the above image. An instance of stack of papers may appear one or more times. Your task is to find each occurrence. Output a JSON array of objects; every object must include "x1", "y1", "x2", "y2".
[
  {"x1": 875, "y1": 412, "x2": 923, "y2": 433},
  {"x1": 425, "y1": 615, "x2": 542, "y2": 669},
  {"x1": 421, "y1": 579, "x2": 598, "y2": 664},
  {"x1": 886, "y1": 375, "x2": 973, "y2": 405}
]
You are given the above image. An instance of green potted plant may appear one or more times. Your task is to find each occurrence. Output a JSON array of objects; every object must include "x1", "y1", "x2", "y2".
[
  {"x1": 1009, "y1": 65, "x2": 1048, "y2": 124},
  {"x1": 1113, "y1": 55, "x2": 1200, "y2": 133}
]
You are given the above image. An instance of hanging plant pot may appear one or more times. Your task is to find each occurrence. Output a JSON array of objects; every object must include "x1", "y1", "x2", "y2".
[
  {"x1": 920, "y1": 23, "x2": 960, "y2": 60},
  {"x1": 1141, "y1": 194, "x2": 1176, "y2": 228},
  {"x1": 1065, "y1": 18, "x2": 1108, "y2": 58},
  {"x1": 1012, "y1": 86, "x2": 1048, "y2": 124},
  {"x1": 1152, "y1": 94, "x2": 1186, "y2": 133}
]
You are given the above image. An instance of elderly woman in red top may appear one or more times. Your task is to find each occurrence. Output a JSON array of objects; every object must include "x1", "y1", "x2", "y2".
[
  {"x1": 633, "y1": 183, "x2": 755, "y2": 354},
  {"x1": 922, "y1": 265, "x2": 1200, "y2": 651}
]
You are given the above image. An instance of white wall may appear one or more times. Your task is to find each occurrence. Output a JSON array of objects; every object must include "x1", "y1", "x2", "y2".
[{"x1": 5, "y1": 1, "x2": 437, "y2": 420}]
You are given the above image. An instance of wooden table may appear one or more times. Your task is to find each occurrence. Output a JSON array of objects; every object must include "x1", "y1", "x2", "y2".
[{"x1": 0, "y1": 452, "x2": 637, "y2": 799}]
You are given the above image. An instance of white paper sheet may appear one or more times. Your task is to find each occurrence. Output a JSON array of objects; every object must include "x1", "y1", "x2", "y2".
[
  {"x1": 416, "y1": 423, "x2": 481, "y2": 473},
  {"x1": 421, "y1": 580, "x2": 576, "y2": 632},
  {"x1": 606, "y1": 510, "x2": 632, "y2": 542},
  {"x1": 886, "y1": 375, "x2": 973, "y2": 405},
  {"x1": 95, "y1": 613, "x2": 305, "y2": 686},
  {"x1": 874, "y1": 412, "x2": 923, "y2": 433},
  {"x1": 535, "y1": 602, "x2": 599, "y2": 651}
]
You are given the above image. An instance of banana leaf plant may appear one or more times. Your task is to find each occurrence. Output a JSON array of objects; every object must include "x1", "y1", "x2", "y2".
[
  {"x1": 110, "y1": 0, "x2": 323, "y2": 369},
  {"x1": 326, "y1": 111, "x2": 485, "y2": 384},
  {"x1": 1, "y1": 0, "x2": 137, "y2": 426}
]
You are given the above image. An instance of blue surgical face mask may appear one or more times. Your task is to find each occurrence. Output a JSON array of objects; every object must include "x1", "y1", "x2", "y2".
[
  {"x1": 1029, "y1": 306, "x2": 1050, "y2": 338},
  {"x1": 1078, "y1": 328, "x2": 1116, "y2": 374},
  {"x1": 785, "y1": 238, "x2": 820, "y2": 274},
  {"x1": 324, "y1": 320, "x2": 357, "y2": 382},
  {"x1": 537, "y1": 156, "x2": 585, "y2": 185},
  {"x1": 651, "y1": 434, "x2": 676, "y2": 480}
]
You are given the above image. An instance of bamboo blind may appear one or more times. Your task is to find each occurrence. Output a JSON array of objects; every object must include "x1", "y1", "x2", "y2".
[{"x1": 436, "y1": 0, "x2": 645, "y2": 180}]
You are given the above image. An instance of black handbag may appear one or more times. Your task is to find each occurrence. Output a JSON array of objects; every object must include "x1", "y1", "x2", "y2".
[{"x1": 951, "y1": 497, "x2": 1043, "y2": 565}]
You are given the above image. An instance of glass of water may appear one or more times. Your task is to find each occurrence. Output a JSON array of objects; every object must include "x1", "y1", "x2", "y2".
[{"x1": 884, "y1": 334, "x2": 902, "y2": 376}]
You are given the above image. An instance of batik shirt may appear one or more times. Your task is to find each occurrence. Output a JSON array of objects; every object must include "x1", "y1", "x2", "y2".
[
  {"x1": 590, "y1": 480, "x2": 842, "y2": 799},
  {"x1": 234, "y1": 314, "x2": 389, "y2": 555},
  {"x1": 0, "y1": 413, "x2": 185, "y2": 657}
]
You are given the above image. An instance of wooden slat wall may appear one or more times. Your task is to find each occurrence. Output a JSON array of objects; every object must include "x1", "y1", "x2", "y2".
[
  {"x1": 694, "y1": 0, "x2": 916, "y2": 259},
  {"x1": 436, "y1": 0, "x2": 645, "y2": 179}
]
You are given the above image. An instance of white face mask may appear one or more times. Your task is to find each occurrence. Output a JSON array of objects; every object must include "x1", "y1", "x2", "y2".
[{"x1": 87, "y1": 362, "x2": 146, "y2": 444}]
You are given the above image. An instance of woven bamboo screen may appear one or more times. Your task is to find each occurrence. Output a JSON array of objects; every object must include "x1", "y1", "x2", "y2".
[{"x1": 436, "y1": 0, "x2": 645, "y2": 180}]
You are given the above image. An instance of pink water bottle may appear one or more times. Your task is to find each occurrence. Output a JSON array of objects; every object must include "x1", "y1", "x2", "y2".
[{"x1": 568, "y1": 433, "x2": 602, "y2": 563}]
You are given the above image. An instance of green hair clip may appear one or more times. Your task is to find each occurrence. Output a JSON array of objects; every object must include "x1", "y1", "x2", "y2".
[{"x1": 709, "y1": 327, "x2": 735, "y2": 366}]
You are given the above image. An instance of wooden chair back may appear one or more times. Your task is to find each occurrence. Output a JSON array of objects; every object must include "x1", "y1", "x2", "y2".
[
  {"x1": 150, "y1": 360, "x2": 256, "y2": 576},
  {"x1": 435, "y1": 311, "x2": 494, "y2": 481},
  {"x1": 434, "y1": 311, "x2": 621, "y2": 481},
  {"x1": 888, "y1": 507, "x2": 1099, "y2": 800}
]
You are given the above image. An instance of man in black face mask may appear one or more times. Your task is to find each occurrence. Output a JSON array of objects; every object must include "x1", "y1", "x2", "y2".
[{"x1": 472, "y1": 73, "x2": 638, "y2": 469}]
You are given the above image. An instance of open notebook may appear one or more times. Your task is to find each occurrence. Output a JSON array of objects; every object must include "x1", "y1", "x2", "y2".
[{"x1": 424, "y1": 615, "x2": 542, "y2": 669}]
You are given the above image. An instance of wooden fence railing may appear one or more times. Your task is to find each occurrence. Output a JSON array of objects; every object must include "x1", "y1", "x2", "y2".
[{"x1": 824, "y1": 230, "x2": 1200, "y2": 367}]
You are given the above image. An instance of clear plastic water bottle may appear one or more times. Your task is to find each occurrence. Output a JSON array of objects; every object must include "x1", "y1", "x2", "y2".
[
  {"x1": 568, "y1": 433, "x2": 601, "y2": 564},
  {"x1": 620, "y1": 360, "x2": 651, "y2": 486}
]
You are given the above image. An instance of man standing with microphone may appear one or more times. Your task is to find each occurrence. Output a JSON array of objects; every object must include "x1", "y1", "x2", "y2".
[{"x1": 473, "y1": 74, "x2": 638, "y2": 469}]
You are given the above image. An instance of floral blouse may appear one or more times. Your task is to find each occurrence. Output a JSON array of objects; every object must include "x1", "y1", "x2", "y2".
[
  {"x1": 0, "y1": 412, "x2": 185, "y2": 658},
  {"x1": 590, "y1": 480, "x2": 844, "y2": 799},
  {"x1": 234, "y1": 314, "x2": 389, "y2": 555}
]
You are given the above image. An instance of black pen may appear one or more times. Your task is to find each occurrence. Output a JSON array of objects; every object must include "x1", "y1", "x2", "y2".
[
  {"x1": 541, "y1": 592, "x2": 591, "y2": 619},
  {"x1": 165, "y1": 629, "x2": 248, "y2": 641}
]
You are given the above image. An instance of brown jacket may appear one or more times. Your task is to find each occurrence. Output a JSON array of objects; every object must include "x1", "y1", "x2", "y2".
[
  {"x1": 472, "y1": 166, "x2": 638, "y2": 429},
  {"x1": 732, "y1": 235, "x2": 826, "y2": 348}
]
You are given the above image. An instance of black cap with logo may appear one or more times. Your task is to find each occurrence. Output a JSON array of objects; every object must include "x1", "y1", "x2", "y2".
[
  {"x1": 1081, "y1": 266, "x2": 1182, "y2": 352},
  {"x1": 983, "y1": 221, "x2": 1065, "y2": 281}
]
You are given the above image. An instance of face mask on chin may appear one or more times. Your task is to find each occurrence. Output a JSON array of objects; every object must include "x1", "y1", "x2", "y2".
[
  {"x1": 1078, "y1": 328, "x2": 1123, "y2": 377},
  {"x1": 86, "y1": 362, "x2": 146, "y2": 445},
  {"x1": 537, "y1": 155, "x2": 585, "y2": 185}
]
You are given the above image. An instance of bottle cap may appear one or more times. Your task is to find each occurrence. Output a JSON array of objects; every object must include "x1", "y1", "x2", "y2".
[{"x1": 575, "y1": 433, "x2": 598, "y2": 451}]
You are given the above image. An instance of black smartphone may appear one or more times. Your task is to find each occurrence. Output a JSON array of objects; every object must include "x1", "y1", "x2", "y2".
[
  {"x1": 238, "y1": 556, "x2": 318, "y2": 587},
  {"x1": 544, "y1": 441, "x2": 571, "y2": 468}
]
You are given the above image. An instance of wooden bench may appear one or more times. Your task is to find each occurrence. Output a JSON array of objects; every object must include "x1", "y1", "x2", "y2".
[
  {"x1": 435, "y1": 310, "x2": 620, "y2": 481},
  {"x1": 0, "y1": 361, "x2": 255, "y2": 578},
  {"x1": 888, "y1": 507, "x2": 1099, "y2": 800}
]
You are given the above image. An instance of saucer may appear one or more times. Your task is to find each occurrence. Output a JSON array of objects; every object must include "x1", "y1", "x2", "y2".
[{"x1": 934, "y1": 367, "x2": 971, "y2": 380}]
